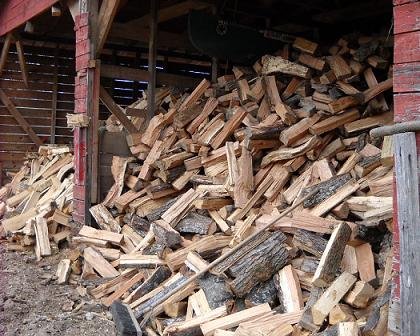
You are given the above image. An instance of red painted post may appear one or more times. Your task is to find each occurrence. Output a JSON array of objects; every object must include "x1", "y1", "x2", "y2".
[
  {"x1": 391, "y1": 1, "x2": 420, "y2": 334},
  {"x1": 73, "y1": 12, "x2": 91, "y2": 224}
]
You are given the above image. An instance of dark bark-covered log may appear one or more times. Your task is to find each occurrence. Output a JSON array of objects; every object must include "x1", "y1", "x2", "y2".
[
  {"x1": 155, "y1": 165, "x2": 186, "y2": 183},
  {"x1": 299, "y1": 286, "x2": 323, "y2": 332},
  {"x1": 235, "y1": 122, "x2": 285, "y2": 141},
  {"x1": 292, "y1": 256, "x2": 319, "y2": 273},
  {"x1": 212, "y1": 231, "x2": 274, "y2": 274},
  {"x1": 363, "y1": 284, "x2": 391, "y2": 336},
  {"x1": 198, "y1": 273, "x2": 234, "y2": 309},
  {"x1": 302, "y1": 173, "x2": 352, "y2": 208},
  {"x1": 129, "y1": 266, "x2": 171, "y2": 303},
  {"x1": 312, "y1": 222, "x2": 352, "y2": 287},
  {"x1": 124, "y1": 213, "x2": 150, "y2": 237},
  {"x1": 143, "y1": 241, "x2": 169, "y2": 257},
  {"x1": 292, "y1": 229, "x2": 328, "y2": 258},
  {"x1": 244, "y1": 278, "x2": 278, "y2": 308},
  {"x1": 146, "y1": 196, "x2": 180, "y2": 222},
  {"x1": 176, "y1": 212, "x2": 214, "y2": 235},
  {"x1": 355, "y1": 153, "x2": 381, "y2": 177},
  {"x1": 227, "y1": 232, "x2": 290, "y2": 297},
  {"x1": 352, "y1": 224, "x2": 388, "y2": 250},
  {"x1": 153, "y1": 220, "x2": 182, "y2": 248},
  {"x1": 134, "y1": 275, "x2": 188, "y2": 318},
  {"x1": 355, "y1": 133, "x2": 367, "y2": 152},
  {"x1": 313, "y1": 325, "x2": 338, "y2": 336}
]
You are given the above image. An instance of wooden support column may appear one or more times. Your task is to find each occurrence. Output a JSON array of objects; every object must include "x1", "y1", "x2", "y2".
[
  {"x1": 147, "y1": 0, "x2": 158, "y2": 120},
  {"x1": 0, "y1": 33, "x2": 12, "y2": 75},
  {"x1": 394, "y1": 132, "x2": 420, "y2": 335},
  {"x1": 73, "y1": 0, "x2": 99, "y2": 224},
  {"x1": 50, "y1": 45, "x2": 58, "y2": 144},
  {"x1": 390, "y1": 2, "x2": 420, "y2": 334}
]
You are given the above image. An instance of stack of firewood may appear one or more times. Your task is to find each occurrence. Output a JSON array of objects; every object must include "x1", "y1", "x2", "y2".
[
  {"x1": 2, "y1": 32, "x2": 395, "y2": 335},
  {"x1": 0, "y1": 145, "x2": 74, "y2": 259}
]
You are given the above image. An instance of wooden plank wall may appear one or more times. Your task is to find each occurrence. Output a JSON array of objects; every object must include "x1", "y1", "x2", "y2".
[
  {"x1": 0, "y1": 41, "x2": 75, "y2": 181},
  {"x1": 390, "y1": 0, "x2": 420, "y2": 334}
]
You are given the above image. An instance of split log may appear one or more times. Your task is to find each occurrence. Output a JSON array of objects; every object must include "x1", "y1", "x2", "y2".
[
  {"x1": 312, "y1": 222, "x2": 352, "y2": 287},
  {"x1": 311, "y1": 272, "x2": 357, "y2": 325},
  {"x1": 227, "y1": 232, "x2": 290, "y2": 297},
  {"x1": 198, "y1": 273, "x2": 235, "y2": 309}
]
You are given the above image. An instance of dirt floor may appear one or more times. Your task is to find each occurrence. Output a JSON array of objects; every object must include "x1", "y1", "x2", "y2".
[{"x1": 0, "y1": 245, "x2": 117, "y2": 336}]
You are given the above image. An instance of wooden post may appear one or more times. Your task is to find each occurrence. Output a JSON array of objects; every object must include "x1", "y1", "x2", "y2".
[
  {"x1": 394, "y1": 132, "x2": 420, "y2": 335},
  {"x1": 147, "y1": 0, "x2": 158, "y2": 121},
  {"x1": 50, "y1": 45, "x2": 58, "y2": 144},
  {"x1": 391, "y1": 3, "x2": 420, "y2": 333},
  {"x1": 73, "y1": 0, "x2": 99, "y2": 224},
  {"x1": 211, "y1": 57, "x2": 218, "y2": 83}
]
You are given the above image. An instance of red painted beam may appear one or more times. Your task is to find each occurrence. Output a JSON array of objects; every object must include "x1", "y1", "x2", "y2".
[{"x1": 0, "y1": 0, "x2": 58, "y2": 36}]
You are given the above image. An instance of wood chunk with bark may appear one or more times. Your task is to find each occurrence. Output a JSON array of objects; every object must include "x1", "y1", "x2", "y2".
[
  {"x1": 302, "y1": 173, "x2": 352, "y2": 208},
  {"x1": 274, "y1": 265, "x2": 304, "y2": 313},
  {"x1": 152, "y1": 220, "x2": 182, "y2": 248},
  {"x1": 292, "y1": 229, "x2": 328, "y2": 258},
  {"x1": 212, "y1": 231, "x2": 273, "y2": 275},
  {"x1": 227, "y1": 232, "x2": 290, "y2": 297},
  {"x1": 310, "y1": 179, "x2": 360, "y2": 217},
  {"x1": 127, "y1": 266, "x2": 172, "y2": 304},
  {"x1": 198, "y1": 273, "x2": 235, "y2": 309},
  {"x1": 362, "y1": 285, "x2": 390, "y2": 336},
  {"x1": 312, "y1": 222, "x2": 352, "y2": 287},
  {"x1": 354, "y1": 153, "x2": 381, "y2": 177},
  {"x1": 244, "y1": 278, "x2": 278, "y2": 308},
  {"x1": 299, "y1": 286, "x2": 324, "y2": 332},
  {"x1": 90, "y1": 203, "x2": 121, "y2": 233},
  {"x1": 262, "y1": 55, "x2": 310, "y2": 78},
  {"x1": 176, "y1": 212, "x2": 214, "y2": 235}
]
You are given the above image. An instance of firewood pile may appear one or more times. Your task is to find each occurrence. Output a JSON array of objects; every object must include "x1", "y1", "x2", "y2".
[
  {"x1": 2, "y1": 33, "x2": 395, "y2": 336},
  {"x1": 0, "y1": 145, "x2": 74, "y2": 258}
]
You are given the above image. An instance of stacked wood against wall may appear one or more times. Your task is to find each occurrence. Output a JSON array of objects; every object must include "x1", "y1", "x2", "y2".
[{"x1": 0, "y1": 41, "x2": 75, "y2": 180}]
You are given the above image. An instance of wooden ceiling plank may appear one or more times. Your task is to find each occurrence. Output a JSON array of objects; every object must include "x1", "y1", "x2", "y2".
[{"x1": 129, "y1": 0, "x2": 211, "y2": 27}]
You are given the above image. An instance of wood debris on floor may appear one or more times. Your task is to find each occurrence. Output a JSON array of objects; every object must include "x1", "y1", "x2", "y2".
[{"x1": 0, "y1": 33, "x2": 395, "y2": 336}]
